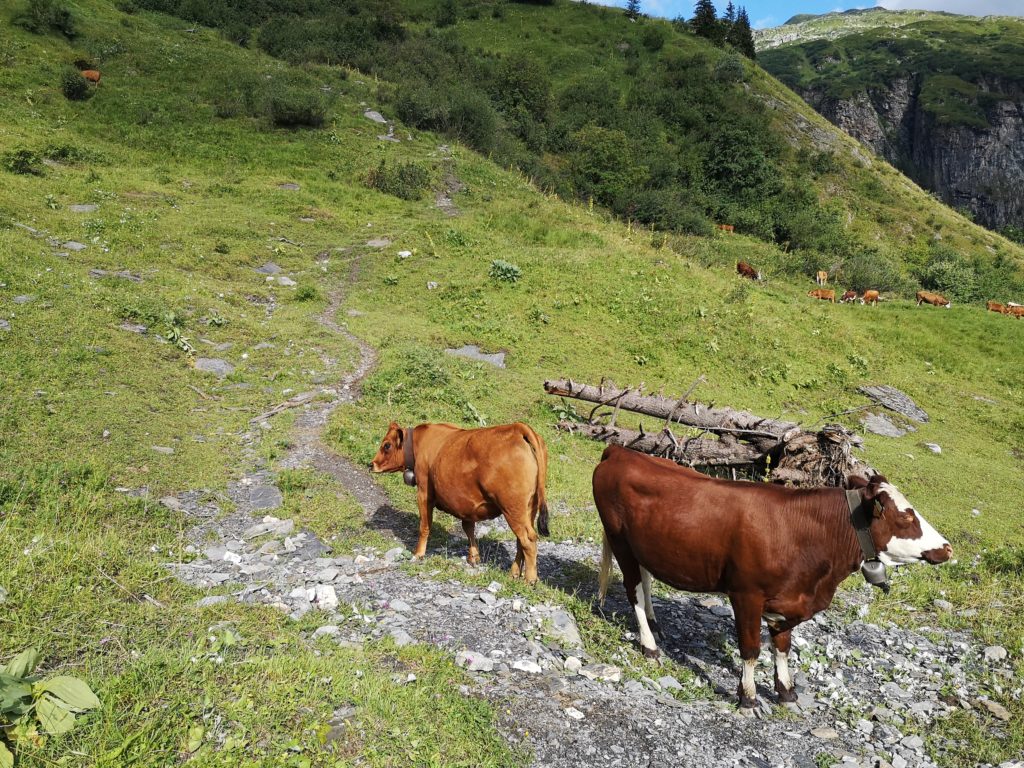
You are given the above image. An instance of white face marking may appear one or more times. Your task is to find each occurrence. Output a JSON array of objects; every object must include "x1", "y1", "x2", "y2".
[
  {"x1": 877, "y1": 482, "x2": 950, "y2": 566},
  {"x1": 773, "y1": 648, "x2": 793, "y2": 692},
  {"x1": 741, "y1": 659, "x2": 757, "y2": 701}
]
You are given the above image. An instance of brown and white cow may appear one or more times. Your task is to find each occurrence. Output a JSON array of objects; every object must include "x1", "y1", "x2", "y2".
[
  {"x1": 808, "y1": 288, "x2": 835, "y2": 302},
  {"x1": 593, "y1": 446, "x2": 951, "y2": 708},
  {"x1": 815, "y1": 270, "x2": 828, "y2": 286},
  {"x1": 916, "y1": 290, "x2": 951, "y2": 308},
  {"x1": 736, "y1": 261, "x2": 761, "y2": 281},
  {"x1": 1008, "y1": 305, "x2": 1024, "y2": 318},
  {"x1": 370, "y1": 422, "x2": 549, "y2": 583},
  {"x1": 862, "y1": 290, "x2": 880, "y2": 306},
  {"x1": 839, "y1": 290, "x2": 858, "y2": 303}
]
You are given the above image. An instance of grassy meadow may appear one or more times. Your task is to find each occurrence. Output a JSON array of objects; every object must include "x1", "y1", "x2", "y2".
[{"x1": 1, "y1": 1, "x2": 1023, "y2": 766}]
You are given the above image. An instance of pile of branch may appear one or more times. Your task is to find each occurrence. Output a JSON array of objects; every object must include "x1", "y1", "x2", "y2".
[{"x1": 544, "y1": 378, "x2": 868, "y2": 487}]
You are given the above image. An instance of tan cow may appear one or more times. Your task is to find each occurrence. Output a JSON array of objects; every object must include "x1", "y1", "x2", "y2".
[
  {"x1": 370, "y1": 422, "x2": 549, "y2": 583},
  {"x1": 987, "y1": 300, "x2": 1006, "y2": 314},
  {"x1": 808, "y1": 288, "x2": 835, "y2": 302},
  {"x1": 1008, "y1": 305, "x2": 1024, "y2": 319},
  {"x1": 916, "y1": 290, "x2": 951, "y2": 308},
  {"x1": 862, "y1": 290, "x2": 880, "y2": 306},
  {"x1": 80, "y1": 69, "x2": 101, "y2": 83},
  {"x1": 815, "y1": 270, "x2": 828, "y2": 286}
]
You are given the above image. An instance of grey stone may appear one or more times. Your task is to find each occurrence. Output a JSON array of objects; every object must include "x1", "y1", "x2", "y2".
[
  {"x1": 456, "y1": 651, "x2": 495, "y2": 672},
  {"x1": 933, "y1": 599, "x2": 953, "y2": 611},
  {"x1": 0, "y1": 586, "x2": 7, "y2": 604},
  {"x1": 390, "y1": 628, "x2": 414, "y2": 647},
  {"x1": 277, "y1": 183, "x2": 300, "y2": 191},
  {"x1": 12, "y1": 295, "x2": 33, "y2": 304},
  {"x1": 563, "y1": 656, "x2": 582, "y2": 674},
  {"x1": 69, "y1": 204, "x2": 98, "y2": 213},
  {"x1": 313, "y1": 584, "x2": 338, "y2": 610},
  {"x1": 478, "y1": 592, "x2": 496, "y2": 606},
  {"x1": 710, "y1": 604, "x2": 734, "y2": 618},
  {"x1": 512, "y1": 659, "x2": 543, "y2": 674},
  {"x1": 579, "y1": 663, "x2": 621, "y2": 682},
  {"x1": 900, "y1": 735, "x2": 924, "y2": 749},
  {"x1": 89, "y1": 269, "x2": 142, "y2": 282},
  {"x1": 547, "y1": 609, "x2": 583, "y2": 648},
  {"x1": 859, "y1": 385, "x2": 929, "y2": 423},
  {"x1": 811, "y1": 727, "x2": 839, "y2": 739},
  {"x1": 151, "y1": 445, "x2": 175, "y2": 455},
  {"x1": 312, "y1": 625, "x2": 340, "y2": 639},
  {"x1": 119, "y1": 322, "x2": 147, "y2": 334},
  {"x1": 892, "y1": 756, "x2": 908, "y2": 768},
  {"x1": 204, "y1": 546, "x2": 228, "y2": 561},
  {"x1": 194, "y1": 358, "x2": 234, "y2": 378},
  {"x1": 276, "y1": 276, "x2": 297, "y2": 287},
  {"x1": 249, "y1": 486, "x2": 283, "y2": 511},
  {"x1": 923, "y1": 442, "x2": 942, "y2": 453},
  {"x1": 316, "y1": 567, "x2": 340, "y2": 582},
  {"x1": 0, "y1": 320, "x2": 9, "y2": 332},
  {"x1": 366, "y1": 238, "x2": 391, "y2": 248},
  {"x1": 196, "y1": 595, "x2": 229, "y2": 607},
  {"x1": 364, "y1": 109, "x2": 388, "y2": 124},
  {"x1": 63, "y1": 241, "x2": 87, "y2": 251},
  {"x1": 862, "y1": 413, "x2": 908, "y2": 438},
  {"x1": 159, "y1": 496, "x2": 181, "y2": 511},
  {"x1": 389, "y1": 599, "x2": 411, "y2": 612},
  {"x1": 981, "y1": 699, "x2": 1012, "y2": 720},
  {"x1": 658, "y1": 675, "x2": 683, "y2": 691},
  {"x1": 565, "y1": 707, "x2": 585, "y2": 720},
  {"x1": 445, "y1": 344, "x2": 506, "y2": 368},
  {"x1": 242, "y1": 517, "x2": 292, "y2": 539},
  {"x1": 255, "y1": 262, "x2": 282, "y2": 275},
  {"x1": 384, "y1": 547, "x2": 409, "y2": 562},
  {"x1": 983, "y1": 645, "x2": 1008, "y2": 662}
]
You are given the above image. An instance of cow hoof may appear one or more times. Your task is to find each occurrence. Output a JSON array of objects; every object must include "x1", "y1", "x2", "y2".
[
  {"x1": 776, "y1": 685, "x2": 798, "y2": 704},
  {"x1": 641, "y1": 646, "x2": 661, "y2": 661}
]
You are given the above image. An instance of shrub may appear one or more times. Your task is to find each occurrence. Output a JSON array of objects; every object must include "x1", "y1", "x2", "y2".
[
  {"x1": 713, "y1": 52, "x2": 745, "y2": 83},
  {"x1": 60, "y1": 67, "x2": 93, "y2": 101},
  {"x1": 14, "y1": 0, "x2": 76, "y2": 37},
  {"x1": 294, "y1": 284, "x2": 319, "y2": 302},
  {"x1": 489, "y1": 259, "x2": 522, "y2": 283},
  {"x1": 445, "y1": 88, "x2": 499, "y2": 153},
  {"x1": 641, "y1": 26, "x2": 666, "y2": 52},
  {"x1": 267, "y1": 86, "x2": 325, "y2": 128},
  {"x1": 3, "y1": 148, "x2": 44, "y2": 175},
  {"x1": 436, "y1": 0, "x2": 457, "y2": 28},
  {"x1": 842, "y1": 249, "x2": 906, "y2": 293},
  {"x1": 365, "y1": 159, "x2": 431, "y2": 200}
]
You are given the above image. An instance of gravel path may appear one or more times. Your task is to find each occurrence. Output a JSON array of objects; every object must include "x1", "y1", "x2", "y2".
[{"x1": 163, "y1": 244, "x2": 1021, "y2": 768}]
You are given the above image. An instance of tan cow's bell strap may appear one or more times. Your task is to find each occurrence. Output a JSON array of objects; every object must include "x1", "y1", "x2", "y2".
[
  {"x1": 402, "y1": 426, "x2": 416, "y2": 486},
  {"x1": 846, "y1": 488, "x2": 889, "y2": 593}
]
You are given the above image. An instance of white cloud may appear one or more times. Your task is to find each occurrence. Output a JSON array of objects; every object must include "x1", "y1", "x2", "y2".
[{"x1": 876, "y1": 0, "x2": 1024, "y2": 15}]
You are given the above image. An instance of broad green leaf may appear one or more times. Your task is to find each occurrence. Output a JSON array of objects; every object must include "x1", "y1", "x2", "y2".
[
  {"x1": 36, "y1": 695, "x2": 76, "y2": 735},
  {"x1": 186, "y1": 724, "x2": 204, "y2": 753},
  {"x1": 0, "y1": 741, "x2": 13, "y2": 768},
  {"x1": 0, "y1": 678, "x2": 32, "y2": 711},
  {"x1": 2, "y1": 649, "x2": 39, "y2": 679},
  {"x1": 38, "y1": 677, "x2": 100, "y2": 711}
]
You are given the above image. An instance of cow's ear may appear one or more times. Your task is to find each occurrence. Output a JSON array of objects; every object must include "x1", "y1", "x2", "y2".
[
  {"x1": 394, "y1": 428, "x2": 404, "y2": 448},
  {"x1": 863, "y1": 474, "x2": 886, "y2": 499},
  {"x1": 846, "y1": 474, "x2": 869, "y2": 490},
  {"x1": 388, "y1": 421, "x2": 399, "y2": 432}
]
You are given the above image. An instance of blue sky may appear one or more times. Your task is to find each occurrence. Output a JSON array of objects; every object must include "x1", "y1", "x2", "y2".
[{"x1": 594, "y1": 0, "x2": 1024, "y2": 29}]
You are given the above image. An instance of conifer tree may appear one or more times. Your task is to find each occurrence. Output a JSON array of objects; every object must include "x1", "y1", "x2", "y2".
[
  {"x1": 626, "y1": 0, "x2": 641, "y2": 20},
  {"x1": 723, "y1": 1, "x2": 736, "y2": 24},
  {"x1": 734, "y1": 6, "x2": 756, "y2": 59},
  {"x1": 692, "y1": 0, "x2": 722, "y2": 44}
]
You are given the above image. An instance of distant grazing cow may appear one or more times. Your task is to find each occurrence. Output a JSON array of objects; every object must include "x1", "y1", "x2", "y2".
[
  {"x1": 808, "y1": 288, "x2": 835, "y2": 302},
  {"x1": 840, "y1": 290, "x2": 858, "y2": 303},
  {"x1": 717, "y1": 224, "x2": 735, "y2": 234},
  {"x1": 862, "y1": 290, "x2": 880, "y2": 306},
  {"x1": 80, "y1": 69, "x2": 101, "y2": 83},
  {"x1": 593, "y1": 446, "x2": 951, "y2": 708},
  {"x1": 736, "y1": 261, "x2": 761, "y2": 281},
  {"x1": 987, "y1": 300, "x2": 1006, "y2": 314},
  {"x1": 370, "y1": 422, "x2": 549, "y2": 583},
  {"x1": 916, "y1": 290, "x2": 951, "y2": 308},
  {"x1": 1009, "y1": 305, "x2": 1024, "y2": 319},
  {"x1": 815, "y1": 270, "x2": 828, "y2": 286}
]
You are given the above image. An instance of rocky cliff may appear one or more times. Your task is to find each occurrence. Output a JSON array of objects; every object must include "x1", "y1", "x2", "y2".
[{"x1": 802, "y1": 76, "x2": 1024, "y2": 231}]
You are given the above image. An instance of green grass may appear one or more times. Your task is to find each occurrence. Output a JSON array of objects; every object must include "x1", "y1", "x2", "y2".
[{"x1": 2, "y1": 1, "x2": 1024, "y2": 766}]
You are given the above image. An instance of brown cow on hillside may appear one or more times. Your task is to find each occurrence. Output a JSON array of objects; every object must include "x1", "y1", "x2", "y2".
[
  {"x1": 80, "y1": 69, "x2": 101, "y2": 83},
  {"x1": 593, "y1": 446, "x2": 951, "y2": 708},
  {"x1": 815, "y1": 270, "x2": 828, "y2": 286},
  {"x1": 862, "y1": 290, "x2": 880, "y2": 306},
  {"x1": 987, "y1": 300, "x2": 1006, "y2": 314},
  {"x1": 736, "y1": 261, "x2": 761, "y2": 281},
  {"x1": 839, "y1": 290, "x2": 858, "y2": 303},
  {"x1": 808, "y1": 288, "x2": 835, "y2": 302},
  {"x1": 370, "y1": 422, "x2": 549, "y2": 583},
  {"x1": 916, "y1": 290, "x2": 951, "y2": 308},
  {"x1": 717, "y1": 224, "x2": 735, "y2": 234},
  {"x1": 1008, "y1": 305, "x2": 1024, "y2": 318}
]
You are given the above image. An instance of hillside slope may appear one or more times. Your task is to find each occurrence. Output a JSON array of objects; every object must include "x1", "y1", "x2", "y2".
[
  {"x1": 759, "y1": 10, "x2": 1024, "y2": 235},
  {"x1": 2, "y1": 1, "x2": 1024, "y2": 766}
]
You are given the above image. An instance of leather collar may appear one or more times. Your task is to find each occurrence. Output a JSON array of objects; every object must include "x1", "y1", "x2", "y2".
[
  {"x1": 846, "y1": 489, "x2": 878, "y2": 560},
  {"x1": 403, "y1": 426, "x2": 415, "y2": 475}
]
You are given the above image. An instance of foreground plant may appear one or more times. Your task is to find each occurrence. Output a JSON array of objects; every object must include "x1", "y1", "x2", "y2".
[{"x1": 0, "y1": 649, "x2": 100, "y2": 767}]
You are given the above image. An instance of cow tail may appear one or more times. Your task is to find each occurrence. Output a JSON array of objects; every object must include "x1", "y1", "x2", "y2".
[
  {"x1": 598, "y1": 531, "x2": 613, "y2": 607},
  {"x1": 522, "y1": 426, "x2": 550, "y2": 537}
]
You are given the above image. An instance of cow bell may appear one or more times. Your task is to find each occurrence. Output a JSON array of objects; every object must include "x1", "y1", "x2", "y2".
[
  {"x1": 861, "y1": 559, "x2": 890, "y2": 594},
  {"x1": 403, "y1": 469, "x2": 416, "y2": 486}
]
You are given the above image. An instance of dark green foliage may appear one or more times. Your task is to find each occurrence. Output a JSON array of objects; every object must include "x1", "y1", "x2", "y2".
[
  {"x1": 266, "y1": 85, "x2": 325, "y2": 128},
  {"x1": 640, "y1": 25, "x2": 665, "y2": 52},
  {"x1": 729, "y1": 8, "x2": 755, "y2": 59},
  {"x1": 626, "y1": 0, "x2": 641, "y2": 21},
  {"x1": 691, "y1": 0, "x2": 722, "y2": 45},
  {"x1": 3, "y1": 149, "x2": 44, "y2": 176},
  {"x1": 365, "y1": 159, "x2": 431, "y2": 200},
  {"x1": 840, "y1": 249, "x2": 906, "y2": 293},
  {"x1": 713, "y1": 51, "x2": 744, "y2": 82},
  {"x1": 293, "y1": 284, "x2": 320, "y2": 301},
  {"x1": 60, "y1": 67, "x2": 93, "y2": 101},
  {"x1": 436, "y1": 0, "x2": 458, "y2": 28},
  {"x1": 489, "y1": 259, "x2": 522, "y2": 283},
  {"x1": 13, "y1": 0, "x2": 76, "y2": 37},
  {"x1": 1001, "y1": 225, "x2": 1024, "y2": 245}
]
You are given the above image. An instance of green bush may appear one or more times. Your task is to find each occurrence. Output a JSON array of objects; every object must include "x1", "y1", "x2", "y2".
[
  {"x1": 489, "y1": 259, "x2": 523, "y2": 283},
  {"x1": 713, "y1": 52, "x2": 745, "y2": 83},
  {"x1": 841, "y1": 249, "x2": 906, "y2": 293},
  {"x1": 13, "y1": 0, "x2": 76, "y2": 37},
  {"x1": 60, "y1": 67, "x2": 93, "y2": 101},
  {"x1": 365, "y1": 159, "x2": 431, "y2": 200},
  {"x1": 267, "y1": 85, "x2": 325, "y2": 128},
  {"x1": 3, "y1": 148, "x2": 44, "y2": 176}
]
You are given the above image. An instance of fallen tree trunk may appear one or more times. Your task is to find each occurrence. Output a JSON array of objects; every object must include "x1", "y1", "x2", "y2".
[
  {"x1": 544, "y1": 378, "x2": 801, "y2": 451},
  {"x1": 547, "y1": 378, "x2": 870, "y2": 487}
]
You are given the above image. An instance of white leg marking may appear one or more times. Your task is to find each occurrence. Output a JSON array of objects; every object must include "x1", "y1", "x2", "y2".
[
  {"x1": 774, "y1": 648, "x2": 792, "y2": 692},
  {"x1": 742, "y1": 658, "x2": 757, "y2": 701},
  {"x1": 633, "y1": 600, "x2": 658, "y2": 652},
  {"x1": 641, "y1": 568, "x2": 656, "y2": 622}
]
